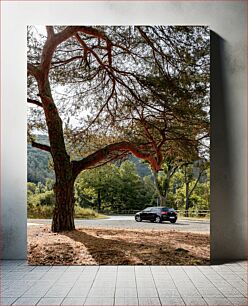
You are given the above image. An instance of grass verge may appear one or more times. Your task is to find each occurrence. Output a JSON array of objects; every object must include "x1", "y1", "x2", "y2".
[{"x1": 28, "y1": 205, "x2": 106, "y2": 219}]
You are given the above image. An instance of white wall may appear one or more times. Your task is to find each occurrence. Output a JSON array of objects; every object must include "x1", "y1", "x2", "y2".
[{"x1": 1, "y1": 1, "x2": 247, "y2": 261}]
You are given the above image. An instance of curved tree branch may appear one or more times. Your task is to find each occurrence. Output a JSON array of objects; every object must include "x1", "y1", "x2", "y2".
[
  {"x1": 27, "y1": 98, "x2": 43, "y2": 108},
  {"x1": 72, "y1": 141, "x2": 161, "y2": 177},
  {"x1": 51, "y1": 55, "x2": 83, "y2": 67},
  {"x1": 32, "y1": 141, "x2": 51, "y2": 153},
  {"x1": 46, "y1": 26, "x2": 55, "y2": 38},
  {"x1": 27, "y1": 63, "x2": 40, "y2": 79},
  {"x1": 188, "y1": 168, "x2": 204, "y2": 198},
  {"x1": 40, "y1": 26, "x2": 112, "y2": 81}
]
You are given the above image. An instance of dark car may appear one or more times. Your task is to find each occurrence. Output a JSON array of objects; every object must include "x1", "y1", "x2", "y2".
[{"x1": 135, "y1": 207, "x2": 177, "y2": 223}]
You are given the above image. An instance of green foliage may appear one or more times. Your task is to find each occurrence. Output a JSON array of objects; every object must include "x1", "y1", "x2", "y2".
[
  {"x1": 129, "y1": 156, "x2": 151, "y2": 177},
  {"x1": 28, "y1": 205, "x2": 54, "y2": 219},
  {"x1": 28, "y1": 26, "x2": 209, "y2": 167},
  {"x1": 27, "y1": 186, "x2": 104, "y2": 219},
  {"x1": 27, "y1": 158, "x2": 209, "y2": 216},
  {"x1": 169, "y1": 164, "x2": 210, "y2": 216},
  {"x1": 28, "y1": 204, "x2": 104, "y2": 219},
  {"x1": 74, "y1": 206, "x2": 106, "y2": 219},
  {"x1": 27, "y1": 135, "x2": 54, "y2": 184},
  {"x1": 27, "y1": 182, "x2": 36, "y2": 194},
  {"x1": 28, "y1": 190, "x2": 56, "y2": 208},
  {"x1": 27, "y1": 136, "x2": 150, "y2": 184},
  {"x1": 27, "y1": 159, "x2": 209, "y2": 217},
  {"x1": 75, "y1": 160, "x2": 155, "y2": 212}
]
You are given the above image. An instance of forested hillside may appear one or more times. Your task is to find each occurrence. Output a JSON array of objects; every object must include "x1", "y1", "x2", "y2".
[
  {"x1": 27, "y1": 135, "x2": 151, "y2": 184},
  {"x1": 28, "y1": 136, "x2": 54, "y2": 183}
]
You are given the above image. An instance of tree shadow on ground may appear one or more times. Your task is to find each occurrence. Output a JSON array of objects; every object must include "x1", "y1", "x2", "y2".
[{"x1": 63, "y1": 229, "x2": 210, "y2": 265}]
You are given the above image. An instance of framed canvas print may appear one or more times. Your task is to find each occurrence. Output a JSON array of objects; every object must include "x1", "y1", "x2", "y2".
[
  {"x1": 1, "y1": 2, "x2": 247, "y2": 306},
  {"x1": 27, "y1": 25, "x2": 210, "y2": 265}
]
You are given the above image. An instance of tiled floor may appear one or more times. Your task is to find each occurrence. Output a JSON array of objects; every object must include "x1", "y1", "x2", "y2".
[{"x1": 0, "y1": 260, "x2": 247, "y2": 305}]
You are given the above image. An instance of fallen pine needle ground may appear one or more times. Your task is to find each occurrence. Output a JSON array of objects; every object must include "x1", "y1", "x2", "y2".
[{"x1": 28, "y1": 225, "x2": 210, "y2": 265}]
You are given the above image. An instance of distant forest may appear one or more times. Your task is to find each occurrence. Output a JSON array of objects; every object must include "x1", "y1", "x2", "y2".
[{"x1": 28, "y1": 136, "x2": 209, "y2": 217}]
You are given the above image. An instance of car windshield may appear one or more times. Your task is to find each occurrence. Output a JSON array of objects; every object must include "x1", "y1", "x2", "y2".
[
  {"x1": 143, "y1": 207, "x2": 152, "y2": 212},
  {"x1": 161, "y1": 207, "x2": 175, "y2": 212},
  {"x1": 161, "y1": 207, "x2": 169, "y2": 212}
]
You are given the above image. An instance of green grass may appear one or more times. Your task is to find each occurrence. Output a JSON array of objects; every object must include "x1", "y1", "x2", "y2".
[
  {"x1": 28, "y1": 205, "x2": 106, "y2": 219},
  {"x1": 74, "y1": 206, "x2": 106, "y2": 219},
  {"x1": 178, "y1": 214, "x2": 210, "y2": 220}
]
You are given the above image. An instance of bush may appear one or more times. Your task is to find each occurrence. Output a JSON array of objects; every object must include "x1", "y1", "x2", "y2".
[
  {"x1": 38, "y1": 191, "x2": 56, "y2": 206},
  {"x1": 27, "y1": 183, "x2": 106, "y2": 219},
  {"x1": 74, "y1": 206, "x2": 106, "y2": 219},
  {"x1": 27, "y1": 191, "x2": 55, "y2": 207},
  {"x1": 27, "y1": 203, "x2": 106, "y2": 219},
  {"x1": 28, "y1": 205, "x2": 54, "y2": 218}
]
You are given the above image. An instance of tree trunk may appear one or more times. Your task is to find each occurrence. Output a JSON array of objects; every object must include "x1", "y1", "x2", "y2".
[
  {"x1": 162, "y1": 178, "x2": 170, "y2": 206},
  {"x1": 184, "y1": 166, "x2": 203, "y2": 218},
  {"x1": 185, "y1": 181, "x2": 189, "y2": 217},
  {"x1": 184, "y1": 165, "x2": 189, "y2": 217},
  {"x1": 152, "y1": 170, "x2": 163, "y2": 206},
  {"x1": 52, "y1": 177, "x2": 75, "y2": 232},
  {"x1": 37, "y1": 79, "x2": 76, "y2": 232},
  {"x1": 97, "y1": 190, "x2": 101, "y2": 212},
  {"x1": 159, "y1": 195, "x2": 166, "y2": 206}
]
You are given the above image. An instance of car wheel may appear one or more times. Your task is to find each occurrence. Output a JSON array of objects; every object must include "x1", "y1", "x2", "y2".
[
  {"x1": 170, "y1": 219, "x2": 176, "y2": 223},
  {"x1": 135, "y1": 215, "x2": 142, "y2": 222},
  {"x1": 155, "y1": 216, "x2": 162, "y2": 223}
]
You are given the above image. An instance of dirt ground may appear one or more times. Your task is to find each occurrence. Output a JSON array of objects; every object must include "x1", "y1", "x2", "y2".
[{"x1": 28, "y1": 225, "x2": 210, "y2": 265}]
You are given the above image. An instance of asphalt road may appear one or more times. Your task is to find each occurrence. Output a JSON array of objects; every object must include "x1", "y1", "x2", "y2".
[{"x1": 28, "y1": 215, "x2": 210, "y2": 233}]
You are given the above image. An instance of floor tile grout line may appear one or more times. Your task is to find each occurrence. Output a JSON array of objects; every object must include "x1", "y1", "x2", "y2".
[
  {"x1": 113, "y1": 266, "x2": 119, "y2": 305},
  {"x1": 36, "y1": 296, "x2": 42, "y2": 306},
  {"x1": 196, "y1": 266, "x2": 238, "y2": 299},
  {"x1": 166, "y1": 266, "x2": 186, "y2": 305},
  {"x1": 233, "y1": 269, "x2": 247, "y2": 282},
  {"x1": 19, "y1": 265, "x2": 83, "y2": 302},
  {"x1": 1, "y1": 261, "x2": 247, "y2": 306},
  {"x1": 203, "y1": 265, "x2": 247, "y2": 288},
  {"x1": 182, "y1": 266, "x2": 209, "y2": 302},
  {"x1": 226, "y1": 296, "x2": 248, "y2": 306},
  {"x1": 201, "y1": 296, "x2": 226, "y2": 306},
  {"x1": 211, "y1": 268, "x2": 247, "y2": 298},
  {"x1": 6, "y1": 276, "x2": 39, "y2": 300},
  {"x1": 216, "y1": 269, "x2": 247, "y2": 284},
  {"x1": 149, "y1": 265, "x2": 162, "y2": 306},
  {"x1": 60, "y1": 265, "x2": 86, "y2": 305},
  {"x1": 8, "y1": 296, "x2": 19, "y2": 306},
  {"x1": 83, "y1": 265, "x2": 100, "y2": 305},
  {"x1": 19, "y1": 276, "x2": 59, "y2": 299},
  {"x1": 134, "y1": 265, "x2": 139, "y2": 304}
]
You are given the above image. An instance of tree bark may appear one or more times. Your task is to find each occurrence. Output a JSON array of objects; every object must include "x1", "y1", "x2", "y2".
[
  {"x1": 159, "y1": 195, "x2": 166, "y2": 206},
  {"x1": 152, "y1": 170, "x2": 163, "y2": 206},
  {"x1": 185, "y1": 181, "x2": 190, "y2": 217},
  {"x1": 184, "y1": 167, "x2": 203, "y2": 217},
  {"x1": 37, "y1": 80, "x2": 76, "y2": 232},
  {"x1": 97, "y1": 190, "x2": 102, "y2": 212},
  {"x1": 52, "y1": 177, "x2": 75, "y2": 232},
  {"x1": 162, "y1": 177, "x2": 170, "y2": 206}
]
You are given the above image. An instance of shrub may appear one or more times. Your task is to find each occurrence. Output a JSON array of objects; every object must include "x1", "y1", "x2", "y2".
[
  {"x1": 28, "y1": 205, "x2": 54, "y2": 218},
  {"x1": 74, "y1": 206, "x2": 106, "y2": 219},
  {"x1": 38, "y1": 191, "x2": 56, "y2": 206},
  {"x1": 27, "y1": 203, "x2": 105, "y2": 219}
]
